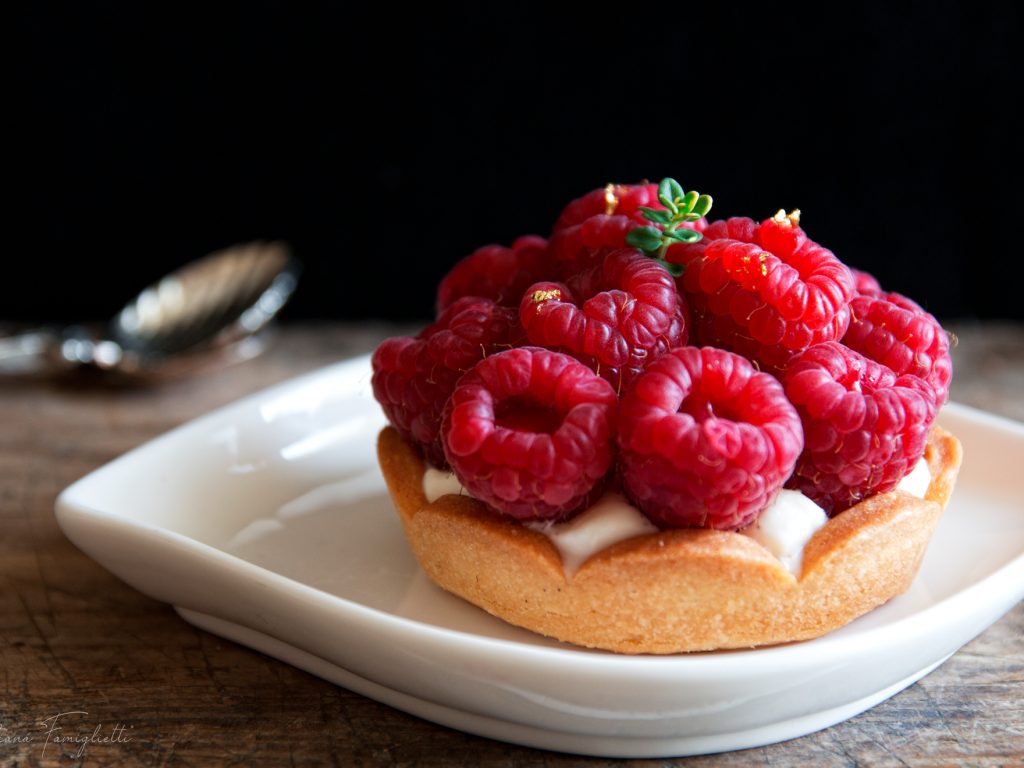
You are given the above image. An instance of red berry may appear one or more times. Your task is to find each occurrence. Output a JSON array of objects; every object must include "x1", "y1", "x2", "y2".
[
  {"x1": 617, "y1": 346, "x2": 804, "y2": 530},
  {"x1": 372, "y1": 297, "x2": 524, "y2": 467},
  {"x1": 442, "y1": 347, "x2": 618, "y2": 520},
  {"x1": 783, "y1": 341, "x2": 937, "y2": 514},
  {"x1": 550, "y1": 184, "x2": 708, "y2": 279},
  {"x1": 850, "y1": 266, "x2": 883, "y2": 297},
  {"x1": 519, "y1": 248, "x2": 689, "y2": 391},
  {"x1": 550, "y1": 213, "x2": 707, "y2": 280},
  {"x1": 552, "y1": 183, "x2": 662, "y2": 232},
  {"x1": 843, "y1": 291, "x2": 952, "y2": 405},
  {"x1": 435, "y1": 235, "x2": 549, "y2": 312},
  {"x1": 548, "y1": 214, "x2": 640, "y2": 277},
  {"x1": 670, "y1": 213, "x2": 855, "y2": 374}
]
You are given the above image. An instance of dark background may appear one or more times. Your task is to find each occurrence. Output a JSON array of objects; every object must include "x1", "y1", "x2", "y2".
[{"x1": 8, "y1": 2, "x2": 1022, "y2": 325}]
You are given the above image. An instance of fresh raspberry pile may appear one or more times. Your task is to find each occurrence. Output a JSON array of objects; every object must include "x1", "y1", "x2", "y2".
[
  {"x1": 372, "y1": 178, "x2": 952, "y2": 524},
  {"x1": 550, "y1": 183, "x2": 706, "y2": 278},
  {"x1": 519, "y1": 248, "x2": 688, "y2": 391},
  {"x1": 618, "y1": 347, "x2": 803, "y2": 529},
  {"x1": 442, "y1": 347, "x2": 617, "y2": 520},
  {"x1": 669, "y1": 211, "x2": 855, "y2": 375},
  {"x1": 552, "y1": 182, "x2": 662, "y2": 232},
  {"x1": 784, "y1": 342, "x2": 937, "y2": 513},
  {"x1": 371, "y1": 296, "x2": 524, "y2": 467},
  {"x1": 842, "y1": 290, "x2": 952, "y2": 406},
  {"x1": 436, "y1": 235, "x2": 549, "y2": 312}
]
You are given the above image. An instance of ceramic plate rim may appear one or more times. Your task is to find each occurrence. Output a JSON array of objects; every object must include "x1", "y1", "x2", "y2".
[
  {"x1": 55, "y1": 354, "x2": 1024, "y2": 674},
  {"x1": 53, "y1": 354, "x2": 1024, "y2": 755}
]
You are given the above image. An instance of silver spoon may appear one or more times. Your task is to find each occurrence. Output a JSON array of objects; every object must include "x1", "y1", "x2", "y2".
[{"x1": 0, "y1": 241, "x2": 300, "y2": 377}]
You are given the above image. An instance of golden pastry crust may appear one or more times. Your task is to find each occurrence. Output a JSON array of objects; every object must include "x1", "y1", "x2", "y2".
[{"x1": 377, "y1": 425, "x2": 962, "y2": 654}]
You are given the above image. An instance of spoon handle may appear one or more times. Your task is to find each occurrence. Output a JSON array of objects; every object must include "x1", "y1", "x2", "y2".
[{"x1": 0, "y1": 329, "x2": 64, "y2": 374}]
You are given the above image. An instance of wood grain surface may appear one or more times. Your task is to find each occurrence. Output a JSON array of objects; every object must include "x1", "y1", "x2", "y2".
[{"x1": 1, "y1": 321, "x2": 1021, "y2": 767}]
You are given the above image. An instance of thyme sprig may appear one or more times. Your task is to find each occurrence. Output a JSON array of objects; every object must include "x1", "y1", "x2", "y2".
[{"x1": 625, "y1": 177, "x2": 712, "y2": 276}]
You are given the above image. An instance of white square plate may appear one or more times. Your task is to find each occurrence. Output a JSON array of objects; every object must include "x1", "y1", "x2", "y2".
[{"x1": 56, "y1": 355, "x2": 1024, "y2": 758}]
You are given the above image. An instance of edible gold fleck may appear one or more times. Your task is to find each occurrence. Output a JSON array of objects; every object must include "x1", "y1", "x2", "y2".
[
  {"x1": 604, "y1": 184, "x2": 619, "y2": 215},
  {"x1": 531, "y1": 288, "x2": 562, "y2": 303}
]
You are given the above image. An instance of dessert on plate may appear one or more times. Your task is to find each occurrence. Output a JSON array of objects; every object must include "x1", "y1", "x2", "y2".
[{"x1": 371, "y1": 178, "x2": 962, "y2": 654}]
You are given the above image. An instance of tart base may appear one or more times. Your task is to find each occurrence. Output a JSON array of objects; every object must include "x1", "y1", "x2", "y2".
[{"x1": 377, "y1": 425, "x2": 962, "y2": 654}]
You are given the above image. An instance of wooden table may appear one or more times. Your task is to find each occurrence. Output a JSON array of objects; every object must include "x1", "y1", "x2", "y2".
[{"x1": 2, "y1": 322, "x2": 1021, "y2": 767}]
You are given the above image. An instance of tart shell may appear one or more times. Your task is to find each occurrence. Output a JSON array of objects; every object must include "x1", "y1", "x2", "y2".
[{"x1": 377, "y1": 425, "x2": 962, "y2": 654}]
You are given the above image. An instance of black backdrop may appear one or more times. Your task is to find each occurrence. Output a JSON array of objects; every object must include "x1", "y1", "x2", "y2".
[{"x1": 9, "y1": 2, "x2": 1022, "y2": 324}]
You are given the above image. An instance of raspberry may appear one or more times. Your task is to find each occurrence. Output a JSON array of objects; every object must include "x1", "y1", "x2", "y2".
[
  {"x1": 850, "y1": 266, "x2": 883, "y2": 297},
  {"x1": 617, "y1": 346, "x2": 804, "y2": 530},
  {"x1": 519, "y1": 248, "x2": 688, "y2": 391},
  {"x1": 548, "y1": 214, "x2": 641, "y2": 277},
  {"x1": 550, "y1": 182, "x2": 707, "y2": 279},
  {"x1": 670, "y1": 212, "x2": 855, "y2": 374},
  {"x1": 783, "y1": 341, "x2": 937, "y2": 514},
  {"x1": 552, "y1": 183, "x2": 662, "y2": 232},
  {"x1": 843, "y1": 291, "x2": 953, "y2": 405},
  {"x1": 435, "y1": 235, "x2": 549, "y2": 312},
  {"x1": 371, "y1": 297, "x2": 524, "y2": 467},
  {"x1": 550, "y1": 213, "x2": 706, "y2": 280},
  {"x1": 442, "y1": 347, "x2": 618, "y2": 520}
]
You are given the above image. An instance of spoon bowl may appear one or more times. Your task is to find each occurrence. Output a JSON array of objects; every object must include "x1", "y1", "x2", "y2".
[{"x1": 0, "y1": 241, "x2": 300, "y2": 377}]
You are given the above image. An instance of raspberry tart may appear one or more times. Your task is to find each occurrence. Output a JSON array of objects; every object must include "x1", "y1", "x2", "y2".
[{"x1": 371, "y1": 177, "x2": 962, "y2": 654}]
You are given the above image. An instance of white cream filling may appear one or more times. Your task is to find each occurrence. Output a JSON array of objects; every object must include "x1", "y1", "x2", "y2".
[
  {"x1": 525, "y1": 493, "x2": 659, "y2": 576},
  {"x1": 896, "y1": 457, "x2": 931, "y2": 499},
  {"x1": 420, "y1": 459, "x2": 932, "y2": 579},
  {"x1": 741, "y1": 458, "x2": 932, "y2": 576},
  {"x1": 422, "y1": 467, "x2": 465, "y2": 503},
  {"x1": 740, "y1": 490, "x2": 828, "y2": 576}
]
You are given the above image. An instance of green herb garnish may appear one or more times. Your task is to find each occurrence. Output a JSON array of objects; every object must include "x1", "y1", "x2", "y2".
[{"x1": 625, "y1": 177, "x2": 712, "y2": 276}]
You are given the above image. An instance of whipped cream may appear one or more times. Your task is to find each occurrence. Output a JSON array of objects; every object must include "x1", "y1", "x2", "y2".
[
  {"x1": 525, "y1": 493, "x2": 659, "y2": 576},
  {"x1": 740, "y1": 458, "x2": 932, "y2": 576},
  {"x1": 741, "y1": 490, "x2": 827, "y2": 576},
  {"x1": 422, "y1": 468, "x2": 465, "y2": 503},
  {"x1": 896, "y1": 457, "x2": 931, "y2": 499},
  {"x1": 421, "y1": 459, "x2": 932, "y2": 579},
  {"x1": 420, "y1": 470, "x2": 657, "y2": 576}
]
